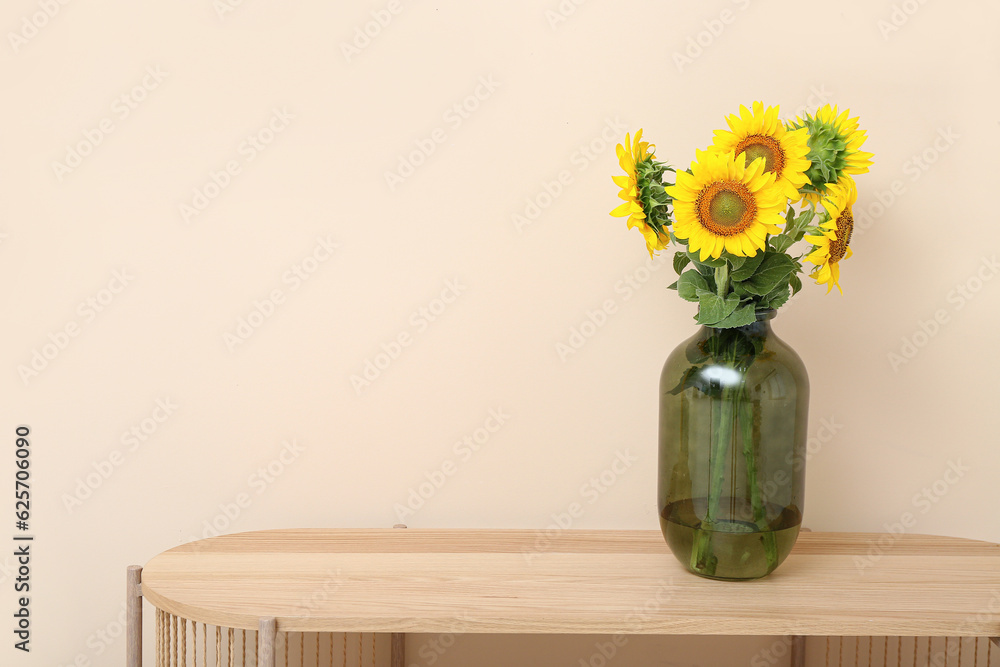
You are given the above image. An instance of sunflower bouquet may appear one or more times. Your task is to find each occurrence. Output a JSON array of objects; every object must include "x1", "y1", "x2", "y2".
[
  {"x1": 613, "y1": 103, "x2": 873, "y2": 578},
  {"x1": 611, "y1": 102, "x2": 872, "y2": 324}
]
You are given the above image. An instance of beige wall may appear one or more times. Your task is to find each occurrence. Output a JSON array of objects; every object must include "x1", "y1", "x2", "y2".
[{"x1": 3, "y1": 0, "x2": 998, "y2": 665}]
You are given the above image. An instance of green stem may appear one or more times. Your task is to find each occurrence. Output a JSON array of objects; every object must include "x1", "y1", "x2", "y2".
[
  {"x1": 737, "y1": 388, "x2": 778, "y2": 571},
  {"x1": 705, "y1": 383, "x2": 735, "y2": 525},
  {"x1": 690, "y1": 356, "x2": 736, "y2": 577},
  {"x1": 715, "y1": 264, "x2": 729, "y2": 298}
]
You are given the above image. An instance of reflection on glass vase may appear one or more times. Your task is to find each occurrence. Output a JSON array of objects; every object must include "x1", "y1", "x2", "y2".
[{"x1": 658, "y1": 309, "x2": 809, "y2": 580}]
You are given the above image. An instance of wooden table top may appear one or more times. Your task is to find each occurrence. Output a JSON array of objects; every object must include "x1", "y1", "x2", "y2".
[{"x1": 140, "y1": 529, "x2": 1000, "y2": 636}]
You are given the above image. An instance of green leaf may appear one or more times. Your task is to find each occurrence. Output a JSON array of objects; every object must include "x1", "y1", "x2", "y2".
[
  {"x1": 729, "y1": 252, "x2": 766, "y2": 282},
  {"x1": 672, "y1": 252, "x2": 691, "y2": 275},
  {"x1": 711, "y1": 304, "x2": 757, "y2": 329},
  {"x1": 742, "y1": 253, "x2": 798, "y2": 296},
  {"x1": 667, "y1": 280, "x2": 678, "y2": 290},
  {"x1": 789, "y1": 273, "x2": 803, "y2": 296},
  {"x1": 694, "y1": 262, "x2": 716, "y2": 280},
  {"x1": 695, "y1": 292, "x2": 740, "y2": 326},
  {"x1": 790, "y1": 208, "x2": 815, "y2": 242},
  {"x1": 766, "y1": 286, "x2": 791, "y2": 309},
  {"x1": 727, "y1": 255, "x2": 746, "y2": 271},
  {"x1": 769, "y1": 234, "x2": 795, "y2": 254},
  {"x1": 687, "y1": 251, "x2": 726, "y2": 268},
  {"x1": 760, "y1": 276, "x2": 792, "y2": 309},
  {"x1": 676, "y1": 270, "x2": 709, "y2": 302}
]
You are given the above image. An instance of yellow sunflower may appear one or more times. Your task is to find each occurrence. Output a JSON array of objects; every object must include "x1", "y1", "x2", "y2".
[
  {"x1": 792, "y1": 104, "x2": 873, "y2": 203},
  {"x1": 804, "y1": 177, "x2": 857, "y2": 294},
  {"x1": 711, "y1": 101, "x2": 811, "y2": 202},
  {"x1": 611, "y1": 129, "x2": 669, "y2": 257},
  {"x1": 665, "y1": 149, "x2": 785, "y2": 260}
]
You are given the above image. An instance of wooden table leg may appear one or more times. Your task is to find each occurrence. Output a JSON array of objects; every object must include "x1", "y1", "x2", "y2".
[
  {"x1": 127, "y1": 566, "x2": 142, "y2": 667},
  {"x1": 790, "y1": 635, "x2": 806, "y2": 667},
  {"x1": 391, "y1": 633, "x2": 405, "y2": 667},
  {"x1": 259, "y1": 618, "x2": 277, "y2": 667}
]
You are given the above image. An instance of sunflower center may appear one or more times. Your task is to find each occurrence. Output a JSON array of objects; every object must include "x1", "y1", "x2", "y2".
[
  {"x1": 735, "y1": 134, "x2": 785, "y2": 174},
  {"x1": 709, "y1": 191, "x2": 746, "y2": 226},
  {"x1": 829, "y1": 208, "x2": 854, "y2": 263},
  {"x1": 696, "y1": 182, "x2": 757, "y2": 236}
]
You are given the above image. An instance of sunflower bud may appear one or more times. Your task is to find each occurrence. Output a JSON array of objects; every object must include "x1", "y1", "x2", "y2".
[
  {"x1": 611, "y1": 129, "x2": 676, "y2": 257},
  {"x1": 788, "y1": 104, "x2": 873, "y2": 203}
]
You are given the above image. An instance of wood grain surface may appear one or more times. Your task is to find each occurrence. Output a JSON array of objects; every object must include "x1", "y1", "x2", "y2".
[{"x1": 140, "y1": 529, "x2": 1000, "y2": 636}]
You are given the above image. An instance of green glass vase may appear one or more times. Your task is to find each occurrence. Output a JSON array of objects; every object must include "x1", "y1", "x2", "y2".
[{"x1": 658, "y1": 310, "x2": 809, "y2": 580}]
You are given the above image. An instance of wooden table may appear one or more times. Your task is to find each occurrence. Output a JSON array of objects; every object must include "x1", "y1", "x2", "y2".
[{"x1": 130, "y1": 529, "x2": 1000, "y2": 666}]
